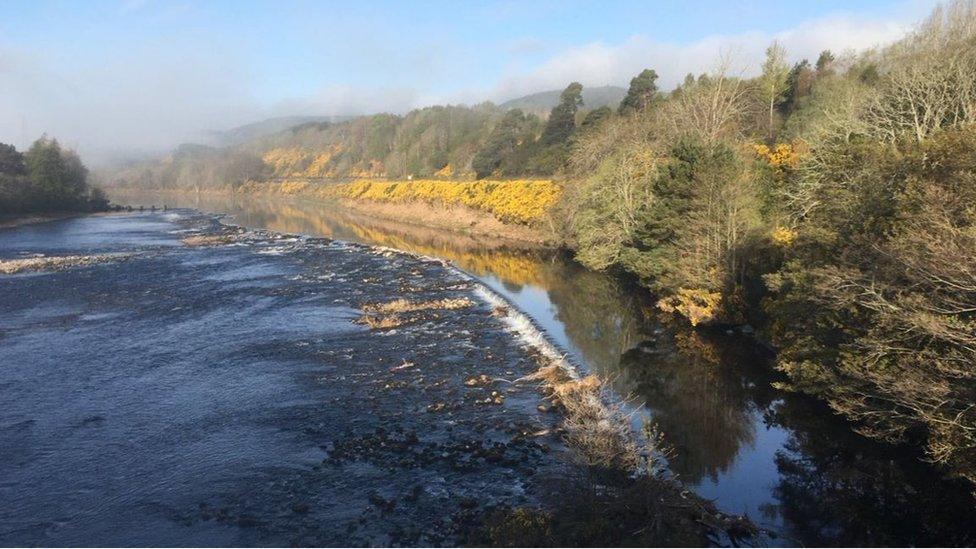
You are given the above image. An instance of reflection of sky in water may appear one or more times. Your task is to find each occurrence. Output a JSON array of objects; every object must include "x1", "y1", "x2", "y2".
[
  {"x1": 692, "y1": 407, "x2": 792, "y2": 533},
  {"x1": 474, "y1": 274, "x2": 583, "y2": 368}
]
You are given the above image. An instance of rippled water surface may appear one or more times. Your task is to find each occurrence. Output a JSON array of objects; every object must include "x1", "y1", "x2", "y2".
[
  {"x1": 111, "y1": 191, "x2": 976, "y2": 546},
  {"x1": 0, "y1": 211, "x2": 573, "y2": 546}
]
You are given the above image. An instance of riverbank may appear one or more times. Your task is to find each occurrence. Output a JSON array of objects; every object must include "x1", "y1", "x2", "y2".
[
  {"x1": 109, "y1": 186, "x2": 557, "y2": 246},
  {"x1": 0, "y1": 212, "x2": 81, "y2": 229},
  {"x1": 0, "y1": 210, "x2": 751, "y2": 546}
]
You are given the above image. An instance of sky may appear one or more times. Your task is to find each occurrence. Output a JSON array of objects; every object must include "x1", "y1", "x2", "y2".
[{"x1": 0, "y1": 0, "x2": 939, "y2": 164}]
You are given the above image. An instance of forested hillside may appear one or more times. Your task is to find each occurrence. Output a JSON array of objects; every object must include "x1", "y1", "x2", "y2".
[
  {"x1": 108, "y1": 87, "x2": 601, "y2": 188},
  {"x1": 553, "y1": 0, "x2": 976, "y2": 486},
  {"x1": 498, "y1": 85, "x2": 627, "y2": 116}
]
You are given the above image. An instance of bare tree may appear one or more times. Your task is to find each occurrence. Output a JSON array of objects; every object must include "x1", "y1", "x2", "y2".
[
  {"x1": 659, "y1": 53, "x2": 753, "y2": 145},
  {"x1": 758, "y1": 41, "x2": 790, "y2": 141}
]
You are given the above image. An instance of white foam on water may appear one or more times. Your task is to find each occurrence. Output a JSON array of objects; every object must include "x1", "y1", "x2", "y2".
[{"x1": 470, "y1": 283, "x2": 581, "y2": 380}]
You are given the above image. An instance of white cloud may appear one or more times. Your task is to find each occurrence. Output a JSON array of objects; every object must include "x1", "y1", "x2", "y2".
[
  {"x1": 483, "y1": 9, "x2": 918, "y2": 102},
  {"x1": 271, "y1": 85, "x2": 421, "y2": 118},
  {"x1": 0, "y1": 2, "x2": 935, "y2": 165},
  {"x1": 0, "y1": 42, "x2": 260, "y2": 162}
]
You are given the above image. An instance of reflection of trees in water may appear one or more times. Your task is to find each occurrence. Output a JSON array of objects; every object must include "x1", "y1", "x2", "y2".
[
  {"x1": 767, "y1": 396, "x2": 976, "y2": 546},
  {"x1": 115, "y1": 190, "x2": 555, "y2": 287},
  {"x1": 613, "y1": 329, "x2": 778, "y2": 483},
  {"x1": 543, "y1": 263, "x2": 649, "y2": 376}
]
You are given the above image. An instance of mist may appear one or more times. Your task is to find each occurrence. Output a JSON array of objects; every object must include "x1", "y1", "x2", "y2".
[{"x1": 0, "y1": 0, "x2": 932, "y2": 166}]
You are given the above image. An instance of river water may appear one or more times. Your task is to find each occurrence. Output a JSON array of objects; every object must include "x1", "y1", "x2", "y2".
[{"x1": 113, "y1": 191, "x2": 976, "y2": 546}]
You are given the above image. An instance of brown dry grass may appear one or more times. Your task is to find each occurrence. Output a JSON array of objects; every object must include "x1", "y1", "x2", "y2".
[
  {"x1": 514, "y1": 358, "x2": 759, "y2": 543},
  {"x1": 358, "y1": 314, "x2": 409, "y2": 330},
  {"x1": 357, "y1": 297, "x2": 474, "y2": 331},
  {"x1": 336, "y1": 199, "x2": 553, "y2": 245},
  {"x1": 524, "y1": 364, "x2": 642, "y2": 471},
  {"x1": 182, "y1": 234, "x2": 239, "y2": 247},
  {"x1": 0, "y1": 253, "x2": 131, "y2": 275},
  {"x1": 362, "y1": 297, "x2": 474, "y2": 314}
]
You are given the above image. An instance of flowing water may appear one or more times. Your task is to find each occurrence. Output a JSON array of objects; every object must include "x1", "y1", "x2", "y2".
[{"x1": 111, "y1": 191, "x2": 976, "y2": 546}]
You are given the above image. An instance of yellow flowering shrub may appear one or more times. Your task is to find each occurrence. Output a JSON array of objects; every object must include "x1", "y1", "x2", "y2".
[
  {"x1": 771, "y1": 226, "x2": 797, "y2": 246},
  {"x1": 434, "y1": 164, "x2": 455, "y2": 178},
  {"x1": 657, "y1": 288, "x2": 722, "y2": 326},
  {"x1": 263, "y1": 146, "x2": 345, "y2": 178},
  {"x1": 753, "y1": 142, "x2": 805, "y2": 170},
  {"x1": 263, "y1": 148, "x2": 312, "y2": 177},
  {"x1": 321, "y1": 179, "x2": 562, "y2": 224}
]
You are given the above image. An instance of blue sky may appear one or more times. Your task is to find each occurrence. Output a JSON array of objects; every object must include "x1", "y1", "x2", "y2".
[{"x1": 0, "y1": 0, "x2": 937, "y2": 161}]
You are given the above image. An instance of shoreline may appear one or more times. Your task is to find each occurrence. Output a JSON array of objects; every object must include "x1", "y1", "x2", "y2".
[
  {"x1": 0, "y1": 212, "x2": 82, "y2": 229},
  {"x1": 107, "y1": 187, "x2": 557, "y2": 248}
]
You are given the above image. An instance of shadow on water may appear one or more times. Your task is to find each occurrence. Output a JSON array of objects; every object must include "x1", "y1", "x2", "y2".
[{"x1": 113, "y1": 190, "x2": 976, "y2": 546}]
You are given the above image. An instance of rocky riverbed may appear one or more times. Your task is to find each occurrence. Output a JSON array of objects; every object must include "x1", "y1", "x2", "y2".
[{"x1": 0, "y1": 211, "x2": 750, "y2": 547}]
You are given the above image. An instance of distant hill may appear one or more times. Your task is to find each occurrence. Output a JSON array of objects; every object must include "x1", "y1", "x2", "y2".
[
  {"x1": 207, "y1": 115, "x2": 357, "y2": 147},
  {"x1": 500, "y1": 85, "x2": 627, "y2": 116}
]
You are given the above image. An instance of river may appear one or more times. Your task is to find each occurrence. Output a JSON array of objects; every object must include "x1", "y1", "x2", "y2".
[{"x1": 112, "y1": 190, "x2": 976, "y2": 546}]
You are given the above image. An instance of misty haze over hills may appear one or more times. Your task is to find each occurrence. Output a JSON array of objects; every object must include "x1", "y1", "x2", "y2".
[
  {"x1": 213, "y1": 87, "x2": 626, "y2": 144},
  {"x1": 1, "y1": 1, "x2": 930, "y2": 167},
  {"x1": 124, "y1": 86, "x2": 627, "y2": 166},
  {"x1": 205, "y1": 115, "x2": 359, "y2": 148},
  {"x1": 499, "y1": 85, "x2": 626, "y2": 116}
]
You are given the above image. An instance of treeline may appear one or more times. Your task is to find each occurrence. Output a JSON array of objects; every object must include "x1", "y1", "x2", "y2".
[
  {"x1": 0, "y1": 138, "x2": 108, "y2": 214},
  {"x1": 109, "y1": 87, "x2": 606, "y2": 188},
  {"x1": 555, "y1": 0, "x2": 976, "y2": 486}
]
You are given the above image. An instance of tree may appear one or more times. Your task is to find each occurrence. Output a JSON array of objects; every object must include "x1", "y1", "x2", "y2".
[
  {"x1": 580, "y1": 106, "x2": 613, "y2": 133},
  {"x1": 758, "y1": 41, "x2": 790, "y2": 141},
  {"x1": 472, "y1": 109, "x2": 530, "y2": 178},
  {"x1": 0, "y1": 143, "x2": 30, "y2": 213},
  {"x1": 0, "y1": 138, "x2": 105, "y2": 213},
  {"x1": 815, "y1": 50, "x2": 836, "y2": 77},
  {"x1": 24, "y1": 137, "x2": 89, "y2": 210},
  {"x1": 618, "y1": 69, "x2": 659, "y2": 115},
  {"x1": 0, "y1": 143, "x2": 26, "y2": 176},
  {"x1": 660, "y1": 57, "x2": 751, "y2": 145},
  {"x1": 540, "y1": 82, "x2": 583, "y2": 146},
  {"x1": 781, "y1": 60, "x2": 814, "y2": 115}
]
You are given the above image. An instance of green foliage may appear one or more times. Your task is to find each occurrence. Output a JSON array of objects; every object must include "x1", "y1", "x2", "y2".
[
  {"x1": 540, "y1": 82, "x2": 583, "y2": 147},
  {"x1": 765, "y1": 127, "x2": 976, "y2": 483},
  {"x1": 472, "y1": 109, "x2": 534, "y2": 178},
  {"x1": 570, "y1": 141, "x2": 657, "y2": 271},
  {"x1": 0, "y1": 138, "x2": 106, "y2": 214},
  {"x1": 781, "y1": 59, "x2": 814, "y2": 115},
  {"x1": 815, "y1": 49, "x2": 836, "y2": 75},
  {"x1": 580, "y1": 106, "x2": 612, "y2": 133},
  {"x1": 0, "y1": 143, "x2": 27, "y2": 176},
  {"x1": 114, "y1": 99, "x2": 578, "y2": 185},
  {"x1": 618, "y1": 68, "x2": 659, "y2": 115},
  {"x1": 499, "y1": 85, "x2": 626, "y2": 117}
]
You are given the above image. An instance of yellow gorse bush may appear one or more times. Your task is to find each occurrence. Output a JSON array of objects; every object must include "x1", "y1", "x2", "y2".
[
  {"x1": 324, "y1": 179, "x2": 561, "y2": 224},
  {"x1": 434, "y1": 164, "x2": 455, "y2": 178},
  {"x1": 771, "y1": 226, "x2": 797, "y2": 246},
  {"x1": 657, "y1": 288, "x2": 723, "y2": 326},
  {"x1": 262, "y1": 147, "x2": 344, "y2": 178},
  {"x1": 753, "y1": 142, "x2": 805, "y2": 170}
]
